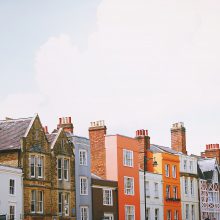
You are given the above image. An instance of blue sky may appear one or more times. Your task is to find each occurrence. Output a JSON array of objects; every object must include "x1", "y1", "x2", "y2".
[{"x1": 1, "y1": 0, "x2": 220, "y2": 155}]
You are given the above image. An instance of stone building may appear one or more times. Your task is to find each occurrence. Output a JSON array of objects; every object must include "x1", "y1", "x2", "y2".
[{"x1": 0, "y1": 115, "x2": 76, "y2": 220}]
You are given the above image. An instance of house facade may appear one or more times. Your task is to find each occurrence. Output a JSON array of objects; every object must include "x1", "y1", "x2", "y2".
[
  {"x1": 57, "y1": 117, "x2": 92, "y2": 220},
  {"x1": 139, "y1": 171, "x2": 163, "y2": 220},
  {"x1": 0, "y1": 115, "x2": 76, "y2": 220},
  {"x1": 179, "y1": 154, "x2": 199, "y2": 220},
  {"x1": 91, "y1": 174, "x2": 118, "y2": 220},
  {"x1": 0, "y1": 165, "x2": 23, "y2": 220},
  {"x1": 198, "y1": 158, "x2": 220, "y2": 220},
  {"x1": 89, "y1": 121, "x2": 140, "y2": 220}
]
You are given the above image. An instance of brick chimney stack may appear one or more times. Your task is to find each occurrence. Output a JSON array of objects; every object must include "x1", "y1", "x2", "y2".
[
  {"x1": 135, "y1": 129, "x2": 150, "y2": 170},
  {"x1": 44, "y1": 126, "x2": 49, "y2": 134},
  {"x1": 57, "y1": 117, "x2": 74, "y2": 134},
  {"x1": 171, "y1": 122, "x2": 187, "y2": 154},
  {"x1": 89, "y1": 120, "x2": 107, "y2": 179},
  {"x1": 202, "y1": 144, "x2": 220, "y2": 164}
]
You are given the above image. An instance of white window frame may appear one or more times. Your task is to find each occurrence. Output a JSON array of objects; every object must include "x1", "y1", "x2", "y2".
[
  {"x1": 80, "y1": 206, "x2": 89, "y2": 220},
  {"x1": 58, "y1": 192, "x2": 63, "y2": 215},
  {"x1": 30, "y1": 155, "x2": 36, "y2": 178},
  {"x1": 146, "y1": 181, "x2": 150, "y2": 197},
  {"x1": 166, "y1": 185, "x2": 170, "y2": 198},
  {"x1": 123, "y1": 149, "x2": 134, "y2": 167},
  {"x1": 154, "y1": 182, "x2": 159, "y2": 198},
  {"x1": 58, "y1": 158, "x2": 63, "y2": 180},
  {"x1": 155, "y1": 208, "x2": 159, "y2": 220},
  {"x1": 184, "y1": 178, "x2": 188, "y2": 195},
  {"x1": 146, "y1": 208, "x2": 150, "y2": 220},
  {"x1": 189, "y1": 161, "x2": 193, "y2": 172},
  {"x1": 172, "y1": 165, "x2": 177, "y2": 178},
  {"x1": 64, "y1": 193, "x2": 70, "y2": 216},
  {"x1": 186, "y1": 204, "x2": 189, "y2": 220},
  {"x1": 125, "y1": 205, "x2": 135, "y2": 220},
  {"x1": 192, "y1": 205, "x2": 195, "y2": 220},
  {"x1": 104, "y1": 213, "x2": 114, "y2": 220},
  {"x1": 190, "y1": 179, "x2": 194, "y2": 196},
  {"x1": 173, "y1": 186, "x2": 178, "y2": 199},
  {"x1": 64, "y1": 159, "x2": 69, "y2": 181},
  {"x1": 79, "y1": 149, "x2": 88, "y2": 166},
  {"x1": 103, "y1": 188, "x2": 113, "y2": 206},
  {"x1": 183, "y1": 160, "x2": 187, "y2": 171},
  {"x1": 9, "y1": 179, "x2": 15, "y2": 195},
  {"x1": 80, "y1": 176, "x2": 88, "y2": 195},
  {"x1": 174, "y1": 210, "x2": 178, "y2": 220},
  {"x1": 165, "y1": 164, "x2": 170, "y2": 177},
  {"x1": 9, "y1": 204, "x2": 15, "y2": 220},
  {"x1": 37, "y1": 156, "x2": 44, "y2": 178},
  {"x1": 124, "y1": 176, "x2": 134, "y2": 195},
  {"x1": 167, "y1": 210, "x2": 171, "y2": 220},
  {"x1": 37, "y1": 191, "x2": 43, "y2": 213},
  {"x1": 31, "y1": 190, "x2": 36, "y2": 213}
]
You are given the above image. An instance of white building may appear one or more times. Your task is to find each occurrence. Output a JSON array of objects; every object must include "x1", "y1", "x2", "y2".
[
  {"x1": 140, "y1": 171, "x2": 163, "y2": 220},
  {"x1": 179, "y1": 154, "x2": 199, "y2": 220},
  {"x1": 198, "y1": 158, "x2": 220, "y2": 220},
  {"x1": 0, "y1": 165, "x2": 23, "y2": 220}
]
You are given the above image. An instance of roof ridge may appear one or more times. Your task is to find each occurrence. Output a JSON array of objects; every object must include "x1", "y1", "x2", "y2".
[{"x1": 0, "y1": 117, "x2": 32, "y2": 122}]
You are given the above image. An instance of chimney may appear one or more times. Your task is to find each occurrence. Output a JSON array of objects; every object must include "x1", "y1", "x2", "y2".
[
  {"x1": 171, "y1": 122, "x2": 187, "y2": 154},
  {"x1": 57, "y1": 117, "x2": 74, "y2": 133},
  {"x1": 89, "y1": 120, "x2": 107, "y2": 179},
  {"x1": 44, "y1": 126, "x2": 49, "y2": 134},
  {"x1": 135, "y1": 129, "x2": 150, "y2": 170},
  {"x1": 203, "y1": 143, "x2": 220, "y2": 164}
]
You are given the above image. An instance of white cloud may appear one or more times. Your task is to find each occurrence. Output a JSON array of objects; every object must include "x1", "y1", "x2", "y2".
[{"x1": 1, "y1": 0, "x2": 220, "y2": 154}]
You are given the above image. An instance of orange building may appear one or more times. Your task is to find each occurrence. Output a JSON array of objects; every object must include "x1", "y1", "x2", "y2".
[
  {"x1": 150, "y1": 145, "x2": 182, "y2": 220},
  {"x1": 89, "y1": 121, "x2": 140, "y2": 220}
]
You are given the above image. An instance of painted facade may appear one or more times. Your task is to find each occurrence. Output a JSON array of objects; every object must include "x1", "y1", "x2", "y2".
[
  {"x1": 179, "y1": 154, "x2": 199, "y2": 220},
  {"x1": 89, "y1": 121, "x2": 140, "y2": 220},
  {"x1": 91, "y1": 174, "x2": 118, "y2": 220},
  {"x1": 139, "y1": 171, "x2": 163, "y2": 220},
  {"x1": 0, "y1": 165, "x2": 23, "y2": 220}
]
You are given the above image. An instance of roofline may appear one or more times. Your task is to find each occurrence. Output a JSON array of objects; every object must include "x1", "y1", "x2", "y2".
[{"x1": 23, "y1": 113, "x2": 37, "y2": 137}]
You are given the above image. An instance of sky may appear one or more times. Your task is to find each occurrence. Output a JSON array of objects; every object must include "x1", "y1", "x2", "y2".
[{"x1": 1, "y1": 0, "x2": 220, "y2": 155}]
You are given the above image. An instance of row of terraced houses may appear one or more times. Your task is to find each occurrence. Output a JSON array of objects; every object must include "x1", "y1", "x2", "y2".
[{"x1": 0, "y1": 114, "x2": 220, "y2": 220}]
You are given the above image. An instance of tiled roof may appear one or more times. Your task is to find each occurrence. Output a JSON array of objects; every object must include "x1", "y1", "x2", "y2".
[
  {"x1": 0, "y1": 118, "x2": 32, "y2": 151},
  {"x1": 71, "y1": 135, "x2": 90, "y2": 148},
  {"x1": 46, "y1": 133, "x2": 57, "y2": 144}
]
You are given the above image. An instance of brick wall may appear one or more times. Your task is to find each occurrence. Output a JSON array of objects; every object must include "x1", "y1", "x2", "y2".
[{"x1": 89, "y1": 123, "x2": 107, "y2": 179}]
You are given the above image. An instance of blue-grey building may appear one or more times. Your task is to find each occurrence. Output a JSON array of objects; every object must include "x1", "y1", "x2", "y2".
[{"x1": 57, "y1": 117, "x2": 92, "y2": 220}]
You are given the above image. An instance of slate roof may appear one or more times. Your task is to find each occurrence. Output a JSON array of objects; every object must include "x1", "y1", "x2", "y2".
[
  {"x1": 150, "y1": 144, "x2": 179, "y2": 154},
  {"x1": 0, "y1": 118, "x2": 32, "y2": 151},
  {"x1": 71, "y1": 135, "x2": 90, "y2": 148},
  {"x1": 46, "y1": 133, "x2": 57, "y2": 144}
]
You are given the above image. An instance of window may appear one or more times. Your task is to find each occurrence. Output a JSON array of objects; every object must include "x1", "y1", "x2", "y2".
[
  {"x1": 80, "y1": 177, "x2": 88, "y2": 195},
  {"x1": 146, "y1": 181, "x2": 150, "y2": 197},
  {"x1": 192, "y1": 205, "x2": 195, "y2": 220},
  {"x1": 31, "y1": 190, "x2": 43, "y2": 213},
  {"x1": 103, "y1": 189, "x2": 113, "y2": 206},
  {"x1": 31, "y1": 190, "x2": 36, "y2": 213},
  {"x1": 58, "y1": 192, "x2": 63, "y2": 215},
  {"x1": 79, "y1": 150, "x2": 87, "y2": 166},
  {"x1": 9, "y1": 179, "x2": 15, "y2": 195},
  {"x1": 172, "y1": 165, "x2": 177, "y2": 178},
  {"x1": 9, "y1": 205, "x2": 15, "y2": 220},
  {"x1": 38, "y1": 191, "x2": 43, "y2": 213},
  {"x1": 174, "y1": 210, "x2": 178, "y2": 220},
  {"x1": 38, "y1": 156, "x2": 43, "y2": 178},
  {"x1": 213, "y1": 170, "x2": 218, "y2": 183},
  {"x1": 61, "y1": 139, "x2": 65, "y2": 148},
  {"x1": 123, "y1": 149, "x2": 133, "y2": 167},
  {"x1": 154, "y1": 183, "x2": 159, "y2": 198},
  {"x1": 80, "y1": 206, "x2": 89, "y2": 220},
  {"x1": 30, "y1": 155, "x2": 44, "y2": 178},
  {"x1": 146, "y1": 208, "x2": 150, "y2": 220},
  {"x1": 189, "y1": 161, "x2": 193, "y2": 172},
  {"x1": 30, "y1": 155, "x2": 35, "y2": 177},
  {"x1": 64, "y1": 193, "x2": 70, "y2": 216},
  {"x1": 166, "y1": 185, "x2": 170, "y2": 198},
  {"x1": 125, "y1": 205, "x2": 135, "y2": 220},
  {"x1": 165, "y1": 164, "x2": 170, "y2": 177},
  {"x1": 124, "y1": 177, "x2": 134, "y2": 195},
  {"x1": 190, "y1": 179, "x2": 194, "y2": 196},
  {"x1": 64, "y1": 159, "x2": 69, "y2": 181},
  {"x1": 173, "y1": 186, "x2": 178, "y2": 199},
  {"x1": 58, "y1": 158, "x2": 62, "y2": 180},
  {"x1": 186, "y1": 204, "x2": 189, "y2": 220},
  {"x1": 184, "y1": 160, "x2": 187, "y2": 171},
  {"x1": 155, "y1": 209, "x2": 159, "y2": 220},
  {"x1": 167, "y1": 210, "x2": 171, "y2": 220},
  {"x1": 184, "y1": 178, "x2": 188, "y2": 195},
  {"x1": 104, "y1": 213, "x2": 114, "y2": 220}
]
